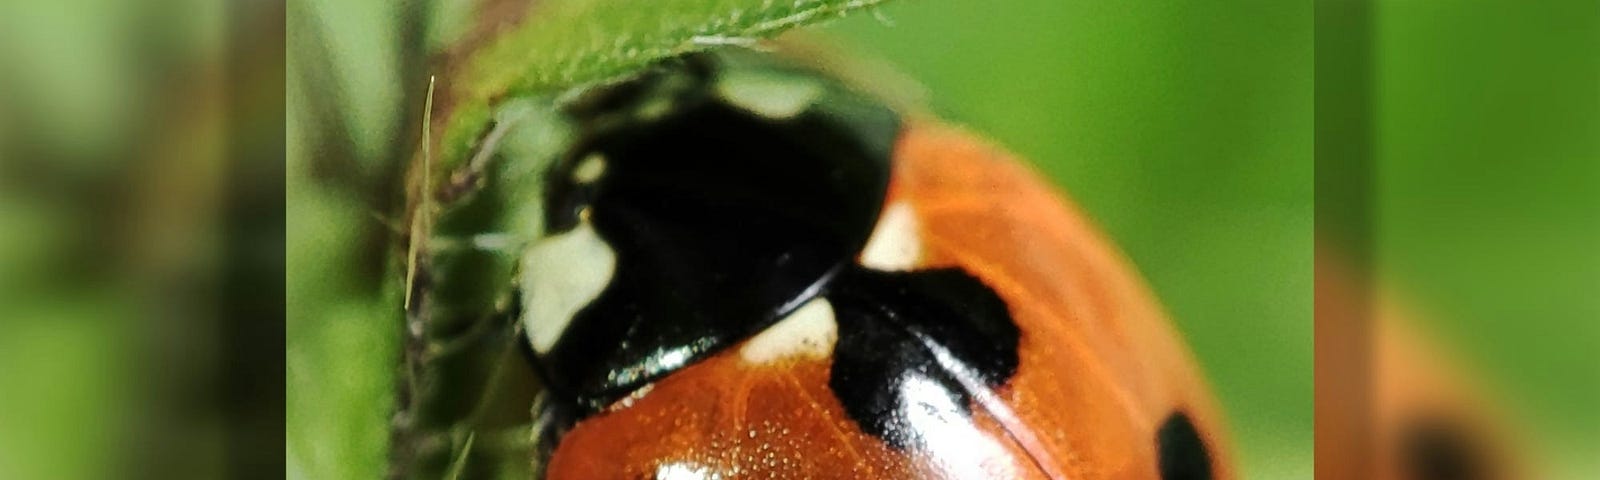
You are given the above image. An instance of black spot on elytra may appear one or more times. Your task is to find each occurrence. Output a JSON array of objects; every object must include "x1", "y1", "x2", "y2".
[
  {"x1": 1158, "y1": 412, "x2": 1214, "y2": 480},
  {"x1": 535, "y1": 53, "x2": 899, "y2": 413},
  {"x1": 826, "y1": 267, "x2": 1021, "y2": 449},
  {"x1": 1402, "y1": 418, "x2": 1485, "y2": 480}
]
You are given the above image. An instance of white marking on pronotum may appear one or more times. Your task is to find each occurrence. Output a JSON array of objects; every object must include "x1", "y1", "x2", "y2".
[
  {"x1": 572, "y1": 153, "x2": 606, "y2": 184},
  {"x1": 520, "y1": 220, "x2": 617, "y2": 353},
  {"x1": 740, "y1": 297, "x2": 837, "y2": 364},
  {"x1": 715, "y1": 70, "x2": 823, "y2": 120},
  {"x1": 859, "y1": 201, "x2": 922, "y2": 270}
]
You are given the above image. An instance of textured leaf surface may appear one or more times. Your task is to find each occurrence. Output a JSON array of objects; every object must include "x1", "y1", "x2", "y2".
[{"x1": 440, "y1": 0, "x2": 891, "y2": 170}]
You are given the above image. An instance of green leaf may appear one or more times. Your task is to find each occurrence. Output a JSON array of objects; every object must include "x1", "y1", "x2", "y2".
[{"x1": 438, "y1": 0, "x2": 893, "y2": 172}]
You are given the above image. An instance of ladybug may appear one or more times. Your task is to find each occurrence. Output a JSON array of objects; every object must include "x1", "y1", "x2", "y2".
[{"x1": 514, "y1": 50, "x2": 1234, "y2": 479}]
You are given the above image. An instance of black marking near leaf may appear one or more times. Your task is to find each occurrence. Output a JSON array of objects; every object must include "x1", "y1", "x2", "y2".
[{"x1": 1158, "y1": 412, "x2": 1215, "y2": 480}]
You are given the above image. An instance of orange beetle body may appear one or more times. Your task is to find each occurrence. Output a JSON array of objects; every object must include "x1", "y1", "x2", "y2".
[{"x1": 517, "y1": 51, "x2": 1233, "y2": 479}]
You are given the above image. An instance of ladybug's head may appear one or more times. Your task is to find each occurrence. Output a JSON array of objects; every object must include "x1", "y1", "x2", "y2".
[{"x1": 516, "y1": 52, "x2": 900, "y2": 413}]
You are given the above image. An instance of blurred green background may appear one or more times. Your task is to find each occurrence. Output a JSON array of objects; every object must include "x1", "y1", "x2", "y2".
[{"x1": 1374, "y1": 0, "x2": 1600, "y2": 476}]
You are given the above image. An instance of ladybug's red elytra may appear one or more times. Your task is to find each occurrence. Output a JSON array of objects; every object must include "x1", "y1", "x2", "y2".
[{"x1": 513, "y1": 50, "x2": 1234, "y2": 479}]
